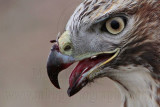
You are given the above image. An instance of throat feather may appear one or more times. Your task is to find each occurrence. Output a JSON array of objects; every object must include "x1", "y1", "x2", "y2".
[{"x1": 107, "y1": 65, "x2": 160, "y2": 107}]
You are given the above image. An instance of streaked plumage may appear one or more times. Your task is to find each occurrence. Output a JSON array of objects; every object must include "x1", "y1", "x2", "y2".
[{"x1": 47, "y1": 0, "x2": 160, "y2": 107}]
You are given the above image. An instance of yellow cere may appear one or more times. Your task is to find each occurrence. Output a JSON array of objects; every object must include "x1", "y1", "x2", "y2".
[{"x1": 58, "y1": 31, "x2": 73, "y2": 56}]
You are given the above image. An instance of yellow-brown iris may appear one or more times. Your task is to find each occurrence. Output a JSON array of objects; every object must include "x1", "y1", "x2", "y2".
[{"x1": 106, "y1": 17, "x2": 125, "y2": 35}]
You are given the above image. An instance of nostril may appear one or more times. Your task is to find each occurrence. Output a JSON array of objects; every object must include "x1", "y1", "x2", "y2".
[
  {"x1": 58, "y1": 31, "x2": 72, "y2": 55},
  {"x1": 64, "y1": 45, "x2": 72, "y2": 51}
]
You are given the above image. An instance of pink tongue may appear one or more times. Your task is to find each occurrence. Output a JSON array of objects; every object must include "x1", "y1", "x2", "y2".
[{"x1": 69, "y1": 57, "x2": 106, "y2": 87}]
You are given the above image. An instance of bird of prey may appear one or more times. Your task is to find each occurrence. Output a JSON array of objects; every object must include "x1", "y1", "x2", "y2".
[{"x1": 47, "y1": 0, "x2": 160, "y2": 107}]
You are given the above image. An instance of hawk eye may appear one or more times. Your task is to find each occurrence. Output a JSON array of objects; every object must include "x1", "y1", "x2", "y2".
[{"x1": 102, "y1": 17, "x2": 126, "y2": 35}]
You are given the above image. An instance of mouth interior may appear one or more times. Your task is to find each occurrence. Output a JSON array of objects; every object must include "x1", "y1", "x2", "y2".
[{"x1": 69, "y1": 53, "x2": 115, "y2": 87}]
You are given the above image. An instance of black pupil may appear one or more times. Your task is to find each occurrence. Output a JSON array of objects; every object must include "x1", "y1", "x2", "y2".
[{"x1": 110, "y1": 20, "x2": 120, "y2": 30}]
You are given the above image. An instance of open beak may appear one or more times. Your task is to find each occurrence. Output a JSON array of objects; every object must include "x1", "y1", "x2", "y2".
[
  {"x1": 47, "y1": 43, "x2": 120, "y2": 96},
  {"x1": 67, "y1": 48, "x2": 120, "y2": 96},
  {"x1": 47, "y1": 31, "x2": 120, "y2": 96}
]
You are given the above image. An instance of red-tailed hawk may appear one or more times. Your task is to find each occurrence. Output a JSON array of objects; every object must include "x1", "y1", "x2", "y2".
[{"x1": 47, "y1": 0, "x2": 160, "y2": 106}]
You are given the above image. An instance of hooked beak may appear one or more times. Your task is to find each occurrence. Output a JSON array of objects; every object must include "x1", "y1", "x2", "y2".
[
  {"x1": 47, "y1": 43, "x2": 75, "y2": 89},
  {"x1": 47, "y1": 43, "x2": 120, "y2": 96},
  {"x1": 47, "y1": 31, "x2": 120, "y2": 97}
]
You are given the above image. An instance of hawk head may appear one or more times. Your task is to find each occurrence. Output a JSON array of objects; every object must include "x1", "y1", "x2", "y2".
[{"x1": 47, "y1": 0, "x2": 160, "y2": 98}]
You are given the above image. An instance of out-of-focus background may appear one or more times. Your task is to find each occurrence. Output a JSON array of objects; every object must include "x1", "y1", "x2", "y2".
[{"x1": 0, "y1": 0, "x2": 121, "y2": 107}]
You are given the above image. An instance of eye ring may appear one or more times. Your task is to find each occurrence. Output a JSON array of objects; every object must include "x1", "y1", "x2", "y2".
[{"x1": 102, "y1": 16, "x2": 126, "y2": 35}]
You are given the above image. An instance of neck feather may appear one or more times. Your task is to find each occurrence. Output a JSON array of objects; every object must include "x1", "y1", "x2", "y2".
[{"x1": 107, "y1": 66, "x2": 160, "y2": 107}]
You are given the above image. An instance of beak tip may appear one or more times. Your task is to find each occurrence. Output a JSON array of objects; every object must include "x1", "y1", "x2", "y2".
[
  {"x1": 54, "y1": 84, "x2": 61, "y2": 89},
  {"x1": 67, "y1": 88, "x2": 73, "y2": 97},
  {"x1": 49, "y1": 76, "x2": 61, "y2": 89},
  {"x1": 47, "y1": 66, "x2": 61, "y2": 89}
]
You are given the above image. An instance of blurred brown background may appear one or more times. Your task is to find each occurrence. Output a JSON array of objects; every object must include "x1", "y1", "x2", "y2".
[{"x1": 0, "y1": 0, "x2": 121, "y2": 107}]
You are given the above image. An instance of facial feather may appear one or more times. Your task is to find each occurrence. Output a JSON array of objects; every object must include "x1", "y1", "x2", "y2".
[{"x1": 47, "y1": 0, "x2": 160, "y2": 106}]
